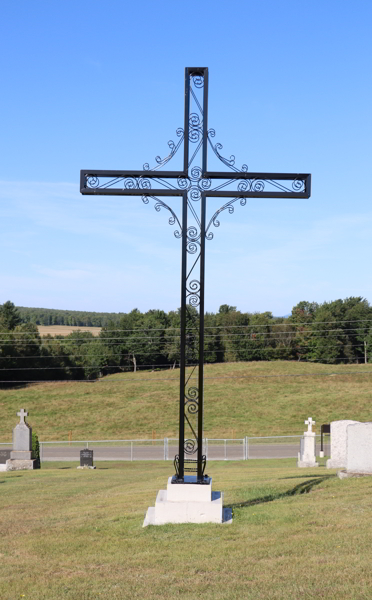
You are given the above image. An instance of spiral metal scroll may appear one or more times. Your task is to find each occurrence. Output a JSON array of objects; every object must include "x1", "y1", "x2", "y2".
[
  {"x1": 185, "y1": 386, "x2": 199, "y2": 414},
  {"x1": 140, "y1": 196, "x2": 182, "y2": 239},
  {"x1": 192, "y1": 74, "x2": 204, "y2": 88},
  {"x1": 142, "y1": 127, "x2": 184, "y2": 172},
  {"x1": 186, "y1": 280, "x2": 201, "y2": 307}
]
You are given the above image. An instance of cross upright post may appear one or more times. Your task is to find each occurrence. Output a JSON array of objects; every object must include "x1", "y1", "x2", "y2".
[{"x1": 81, "y1": 67, "x2": 311, "y2": 484}]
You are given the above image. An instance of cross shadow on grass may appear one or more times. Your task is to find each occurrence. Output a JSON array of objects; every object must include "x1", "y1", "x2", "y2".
[
  {"x1": 279, "y1": 474, "x2": 334, "y2": 480},
  {"x1": 226, "y1": 474, "x2": 336, "y2": 510}
]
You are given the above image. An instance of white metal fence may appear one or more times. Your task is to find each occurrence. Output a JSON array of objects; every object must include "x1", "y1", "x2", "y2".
[{"x1": 0, "y1": 434, "x2": 330, "y2": 462}]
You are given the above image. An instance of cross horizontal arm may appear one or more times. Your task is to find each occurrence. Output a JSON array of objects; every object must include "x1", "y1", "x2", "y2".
[
  {"x1": 204, "y1": 189, "x2": 310, "y2": 199},
  {"x1": 204, "y1": 171, "x2": 310, "y2": 181},
  {"x1": 81, "y1": 187, "x2": 184, "y2": 197},
  {"x1": 81, "y1": 170, "x2": 187, "y2": 179},
  {"x1": 205, "y1": 172, "x2": 311, "y2": 199},
  {"x1": 80, "y1": 170, "x2": 188, "y2": 196}
]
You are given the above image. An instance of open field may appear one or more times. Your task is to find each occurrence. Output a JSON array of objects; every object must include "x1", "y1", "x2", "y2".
[
  {"x1": 37, "y1": 325, "x2": 102, "y2": 337},
  {"x1": 1, "y1": 361, "x2": 372, "y2": 442},
  {"x1": 1, "y1": 460, "x2": 372, "y2": 600}
]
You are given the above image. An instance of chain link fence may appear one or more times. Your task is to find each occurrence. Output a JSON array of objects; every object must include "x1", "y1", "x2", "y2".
[{"x1": 0, "y1": 434, "x2": 330, "y2": 463}]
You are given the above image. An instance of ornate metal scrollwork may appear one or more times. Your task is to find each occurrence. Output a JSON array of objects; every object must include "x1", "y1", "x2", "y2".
[
  {"x1": 184, "y1": 439, "x2": 196, "y2": 454},
  {"x1": 292, "y1": 178, "x2": 305, "y2": 192},
  {"x1": 185, "y1": 386, "x2": 199, "y2": 414},
  {"x1": 143, "y1": 127, "x2": 184, "y2": 172},
  {"x1": 186, "y1": 280, "x2": 201, "y2": 307},
  {"x1": 173, "y1": 454, "x2": 207, "y2": 478},
  {"x1": 86, "y1": 176, "x2": 99, "y2": 188},
  {"x1": 192, "y1": 75, "x2": 204, "y2": 88}
]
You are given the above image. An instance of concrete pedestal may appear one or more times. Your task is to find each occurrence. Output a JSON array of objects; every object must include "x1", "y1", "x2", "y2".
[
  {"x1": 6, "y1": 459, "x2": 36, "y2": 471},
  {"x1": 143, "y1": 476, "x2": 228, "y2": 526},
  {"x1": 297, "y1": 433, "x2": 318, "y2": 468}
]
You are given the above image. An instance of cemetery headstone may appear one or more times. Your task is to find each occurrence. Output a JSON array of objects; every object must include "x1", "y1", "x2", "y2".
[
  {"x1": 338, "y1": 422, "x2": 372, "y2": 478},
  {"x1": 297, "y1": 417, "x2": 319, "y2": 468},
  {"x1": 326, "y1": 420, "x2": 360, "y2": 469},
  {"x1": 78, "y1": 449, "x2": 95, "y2": 469},
  {"x1": 0, "y1": 449, "x2": 11, "y2": 472},
  {"x1": 0, "y1": 449, "x2": 11, "y2": 463},
  {"x1": 6, "y1": 409, "x2": 36, "y2": 471}
]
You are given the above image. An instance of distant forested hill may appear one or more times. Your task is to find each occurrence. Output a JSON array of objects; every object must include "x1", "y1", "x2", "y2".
[
  {"x1": 1, "y1": 297, "x2": 370, "y2": 383},
  {"x1": 17, "y1": 306, "x2": 124, "y2": 327}
]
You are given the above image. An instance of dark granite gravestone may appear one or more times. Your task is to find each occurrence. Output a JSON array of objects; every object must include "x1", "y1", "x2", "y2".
[
  {"x1": 80, "y1": 449, "x2": 94, "y2": 467},
  {"x1": 0, "y1": 449, "x2": 11, "y2": 463}
]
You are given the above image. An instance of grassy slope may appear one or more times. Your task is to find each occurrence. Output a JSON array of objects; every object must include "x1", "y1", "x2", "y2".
[
  {"x1": 1, "y1": 461, "x2": 372, "y2": 600},
  {"x1": 1, "y1": 361, "x2": 372, "y2": 441}
]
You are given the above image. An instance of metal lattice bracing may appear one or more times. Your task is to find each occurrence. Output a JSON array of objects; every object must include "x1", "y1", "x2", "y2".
[{"x1": 81, "y1": 67, "x2": 311, "y2": 483}]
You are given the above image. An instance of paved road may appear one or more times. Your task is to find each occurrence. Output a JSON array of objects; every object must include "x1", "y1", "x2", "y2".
[{"x1": 39, "y1": 443, "x2": 331, "y2": 462}]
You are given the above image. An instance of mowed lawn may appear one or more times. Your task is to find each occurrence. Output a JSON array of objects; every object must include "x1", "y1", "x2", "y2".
[
  {"x1": 1, "y1": 361, "x2": 372, "y2": 441},
  {"x1": 1, "y1": 460, "x2": 372, "y2": 599}
]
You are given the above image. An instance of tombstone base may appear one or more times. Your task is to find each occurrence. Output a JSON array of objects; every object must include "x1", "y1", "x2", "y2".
[
  {"x1": 10, "y1": 450, "x2": 32, "y2": 460},
  {"x1": 77, "y1": 465, "x2": 96, "y2": 469},
  {"x1": 297, "y1": 460, "x2": 319, "y2": 468},
  {"x1": 338, "y1": 469, "x2": 372, "y2": 479},
  {"x1": 6, "y1": 459, "x2": 36, "y2": 471},
  {"x1": 143, "y1": 476, "x2": 229, "y2": 526},
  {"x1": 327, "y1": 459, "x2": 343, "y2": 469}
]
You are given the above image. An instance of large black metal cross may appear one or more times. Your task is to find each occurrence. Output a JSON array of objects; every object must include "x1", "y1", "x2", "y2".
[{"x1": 80, "y1": 67, "x2": 311, "y2": 484}]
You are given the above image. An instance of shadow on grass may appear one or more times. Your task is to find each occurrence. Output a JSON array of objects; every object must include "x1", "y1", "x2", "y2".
[
  {"x1": 279, "y1": 474, "x2": 334, "y2": 480},
  {"x1": 226, "y1": 474, "x2": 336, "y2": 510},
  {"x1": 0, "y1": 474, "x2": 23, "y2": 483}
]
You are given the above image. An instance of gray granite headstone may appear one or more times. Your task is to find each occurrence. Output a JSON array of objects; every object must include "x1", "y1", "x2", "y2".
[{"x1": 11, "y1": 409, "x2": 32, "y2": 460}]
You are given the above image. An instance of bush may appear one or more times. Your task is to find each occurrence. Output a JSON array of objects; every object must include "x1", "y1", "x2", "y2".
[{"x1": 32, "y1": 432, "x2": 41, "y2": 469}]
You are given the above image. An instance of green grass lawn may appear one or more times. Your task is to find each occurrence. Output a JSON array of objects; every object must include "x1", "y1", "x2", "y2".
[
  {"x1": 1, "y1": 460, "x2": 372, "y2": 599},
  {"x1": 1, "y1": 361, "x2": 372, "y2": 441}
]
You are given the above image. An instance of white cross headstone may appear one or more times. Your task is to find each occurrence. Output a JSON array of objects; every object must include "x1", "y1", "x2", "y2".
[
  {"x1": 305, "y1": 417, "x2": 315, "y2": 433},
  {"x1": 17, "y1": 409, "x2": 28, "y2": 424}
]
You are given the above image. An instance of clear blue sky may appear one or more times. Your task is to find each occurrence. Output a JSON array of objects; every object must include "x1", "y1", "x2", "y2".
[{"x1": 1, "y1": 0, "x2": 371, "y2": 315}]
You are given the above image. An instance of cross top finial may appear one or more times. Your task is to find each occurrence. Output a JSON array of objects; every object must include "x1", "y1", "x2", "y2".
[
  {"x1": 17, "y1": 409, "x2": 28, "y2": 424},
  {"x1": 305, "y1": 417, "x2": 315, "y2": 432}
]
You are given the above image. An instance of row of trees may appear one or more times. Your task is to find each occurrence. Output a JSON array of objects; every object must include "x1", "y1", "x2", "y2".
[
  {"x1": 16, "y1": 306, "x2": 123, "y2": 327},
  {"x1": 1, "y1": 298, "x2": 372, "y2": 382}
]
